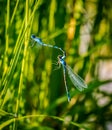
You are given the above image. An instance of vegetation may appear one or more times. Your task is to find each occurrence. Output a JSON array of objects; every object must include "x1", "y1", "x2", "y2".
[{"x1": 0, "y1": 0, "x2": 112, "y2": 130}]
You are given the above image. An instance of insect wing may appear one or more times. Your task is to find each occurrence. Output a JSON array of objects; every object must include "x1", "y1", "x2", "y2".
[{"x1": 66, "y1": 65, "x2": 87, "y2": 91}]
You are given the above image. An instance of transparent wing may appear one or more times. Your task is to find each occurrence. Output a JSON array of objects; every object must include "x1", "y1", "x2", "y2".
[
  {"x1": 66, "y1": 65, "x2": 87, "y2": 91},
  {"x1": 29, "y1": 40, "x2": 42, "y2": 50}
]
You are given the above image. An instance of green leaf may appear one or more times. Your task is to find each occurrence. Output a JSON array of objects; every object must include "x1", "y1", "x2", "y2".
[
  {"x1": 0, "y1": 118, "x2": 14, "y2": 129},
  {"x1": 0, "y1": 109, "x2": 14, "y2": 116}
]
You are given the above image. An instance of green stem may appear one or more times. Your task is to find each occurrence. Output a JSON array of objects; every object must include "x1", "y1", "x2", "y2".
[{"x1": 2, "y1": 0, "x2": 10, "y2": 81}]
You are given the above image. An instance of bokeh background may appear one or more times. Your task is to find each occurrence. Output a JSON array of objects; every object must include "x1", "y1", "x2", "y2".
[{"x1": 0, "y1": 0, "x2": 112, "y2": 130}]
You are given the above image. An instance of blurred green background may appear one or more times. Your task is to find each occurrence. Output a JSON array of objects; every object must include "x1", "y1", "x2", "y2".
[{"x1": 0, "y1": 0, "x2": 112, "y2": 130}]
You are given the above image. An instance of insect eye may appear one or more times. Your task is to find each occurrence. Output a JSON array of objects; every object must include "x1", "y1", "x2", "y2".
[
  {"x1": 58, "y1": 55, "x2": 62, "y2": 58},
  {"x1": 31, "y1": 34, "x2": 36, "y2": 39}
]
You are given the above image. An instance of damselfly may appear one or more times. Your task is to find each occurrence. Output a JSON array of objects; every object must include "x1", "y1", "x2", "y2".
[
  {"x1": 31, "y1": 34, "x2": 66, "y2": 57},
  {"x1": 31, "y1": 34, "x2": 87, "y2": 102},
  {"x1": 57, "y1": 55, "x2": 87, "y2": 102}
]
